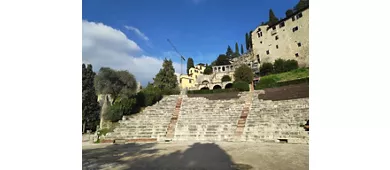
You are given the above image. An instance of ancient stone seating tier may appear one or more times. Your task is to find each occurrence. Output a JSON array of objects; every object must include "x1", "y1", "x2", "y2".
[
  {"x1": 173, "y1": 93, "x2": 250, "y2": 142},
  {"x1": 242, "y1": 97, "x2": 309, "y2": 143},
  {"x1": 102, "y1": 91, "x2": 309, "y2": 144},
  {"x1": 103, "y1": 95, "x2": 180, "y2": 142}
]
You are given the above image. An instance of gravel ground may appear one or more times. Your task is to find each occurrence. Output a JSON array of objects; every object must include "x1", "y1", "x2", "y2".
[{"x1": 83, "y1": 142, "x2": 308, "y2": 170}]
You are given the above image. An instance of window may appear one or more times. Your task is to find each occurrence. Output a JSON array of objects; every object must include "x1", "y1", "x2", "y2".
[
  {"x1": 292, "y1": 26, "x2": 299, "y2": 32},
  {"x1": 189, "y1": 79, "x2": 192, "y2": 83},
  {"x1": 279, "y1": 22, "x2": 285, "y2": 28},
  {"x1": 200, "y1": 71, "x2": 203, "y2": 74},
  {"x1": 297, "y1": 42, "x2": 302, "y2": 47},
  {"x1": 256, "y1": 55, "x2": 260, "y2": 63},
  {"x1": 292, "y1": 16, "x2": 296, "y2": 21},
  {"x1": 257, "y1": 32, "x2": 261, "y2": 38},
  {"x1": 260, "y1": 32, "x2": 263, "y2": 36},
  {"x1": 275, "y1": 35, "x2": 279, "y2": 40},
  {"x1": 295, "y1": 53, "x2": 299, "y2": 57},
  {"x1": 260, "y1": 41, "x2": 262, "y2": 44},
  {"x1": 180, "y1": 79, "x2": 182, "y2": 83},
  {"x1": 272, "y1": 26, "x2": 276, "y2": 30},
  {"x1": 276, "y1": 45, "x2": 279, "y2": 49},
  {"x1": 266, "y1": 50, "x2": 270, "y2": 55},
  {"x1": 296, "y1": 13, "x2": 303, "y2": 19}
]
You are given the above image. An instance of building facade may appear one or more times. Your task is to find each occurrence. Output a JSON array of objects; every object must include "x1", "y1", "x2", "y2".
[
  {"x1": 179, "y1": 64, "x2": 207, "y2": 89},
  {"x1": 251, "y1": 7, "x2": 309, "y2": 67}
]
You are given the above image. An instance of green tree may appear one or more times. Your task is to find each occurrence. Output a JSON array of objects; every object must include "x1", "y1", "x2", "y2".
[
  {"x1": 94, "y1": 67, "x2": 137, "y2": 103},
  {"x1": 245, "y1": 33, "x2": 249, "y2": 50},
  {"x1": 248, "y1": 31, "x2": 253, "y2": 50},
  {"x1": 153, "y1": 58, "x2": 178, "y2": 92},
  {"x1": 187, "y1": 57, "x2": 194, "y2": 74},
  {"x1": 285, "y1": 9, "x2": 294, "y2": 17},
  {"x1": 235, "y1": 42, "x2": 239, "y2": 55},
  {"x1": 226, "y1": 45, "x2": 233, "y2": 58},
  {"x1": 221, "y1": 75, "x2": 232, "y2": 82},
  {"x1": 240, "y1": 44, "x2": 244, "y2": 54},
  {"x1": 260, "y1": 62, "x2": 274, "y2": 76},
  {"x1": 268, "y1": 9, "x2": 279, "y2": 26},
  {"x1": 273, "y1": 58, "x2": 286, "y2": 74},
  {"x1": 234, "y1": 64, "x2": 254, "y2": 84},
  {"x1": 203, "y1": 64, "x2": 213, "y2": 75},
  {"x1": 82, "y1": 64, "x2": 100, "y2": 132},
  {"x1": 215, "y1": 54, "x2": 231, "y2": 66},
  {"x1": 294, "y1": 0, "x2": 309, "y2": 11}
]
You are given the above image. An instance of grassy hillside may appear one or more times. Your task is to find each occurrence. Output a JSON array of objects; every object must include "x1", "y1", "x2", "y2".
[{"x1": 255, "y1": 68, "x2": 309, "y2": 89}]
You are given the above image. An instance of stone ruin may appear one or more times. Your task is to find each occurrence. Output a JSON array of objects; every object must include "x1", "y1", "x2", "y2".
[{"x1": 101, "y1": 90, "x2": 309, "y2": 144}]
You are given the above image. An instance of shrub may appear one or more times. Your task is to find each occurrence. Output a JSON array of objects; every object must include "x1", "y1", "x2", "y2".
[
  {"x1": 273, "y1": 58, "x2": 299, "y2": 74},
  {"x1": 255, "y1": 76, "x2": 278, "y2": 90},
  {"x1": 161, "y1": 88, "x2": 180, "y2": 95},
  {"x1": 233, "y1": 81, "x2": 250, "y2": 91},
  {"x1": 141, "y1": 86, "x2": 163, "y2": 107},
  {"x1": 284, "y1": 59, "x2": 298, "y2": 72},
  {"x1": 203, "y1": 65, "x2": 213, "y2": 75},
  {"x1": 273, "y1": 58, "x2": 285, "y2": 74},
  {"x1": 234, "y1": 64, "x2": 254, "y2": 84},
  {"x1": 260, "y1": 62, "x2": 273, "y2": 76},
  {"x1": 105, "y1": 103, "x2": 124, "y2": 122},
  {"x1": 187, "y1": 88, "x2": 238, "y2": 94},
  {"x1": 255, "y1": 76, "x2": 309, "y2": 90},
  {"x1": 221, "y1": 75, "x2": 232, "y2": 82},
  {"x1": 104, "y1": 97, "x2": 137, "y2": 122}
]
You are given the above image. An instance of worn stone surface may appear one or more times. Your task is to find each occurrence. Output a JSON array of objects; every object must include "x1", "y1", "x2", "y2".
[
  {"x1": 83, "y1": 142, "x2": 308, "y2": 170},
  {"x1": 103, "y1": 91, "x2": 309, "y2": 144},
  {"x1": 102, "y1": 95, "x2": 180, "y2": 141}
]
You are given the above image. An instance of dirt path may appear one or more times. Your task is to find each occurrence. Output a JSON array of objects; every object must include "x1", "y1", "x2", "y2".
[{"x1": 83, "y1": 142, "x2": 308, "y2": 170}]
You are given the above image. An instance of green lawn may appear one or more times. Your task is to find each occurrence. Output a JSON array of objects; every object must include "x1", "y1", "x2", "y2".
[{"x1": 255, "y1": 68, "x2": 309, "y2": 89}]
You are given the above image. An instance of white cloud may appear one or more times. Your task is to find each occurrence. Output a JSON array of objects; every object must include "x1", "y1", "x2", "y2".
[
  {"x1": 124, "y1": 25, "x2": 149, "y2": 41},
  {"x1": 82, "y1": 20, "x2": 183, "y2": 86}
]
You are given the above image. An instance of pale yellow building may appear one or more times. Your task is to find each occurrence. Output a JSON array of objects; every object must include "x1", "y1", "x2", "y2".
[
  {"x1": 179, "y1": 64, "x2": 206, "y2": 89},
  {"x1": 251, "y1": 7, "x2": 309, "y2": 67}
]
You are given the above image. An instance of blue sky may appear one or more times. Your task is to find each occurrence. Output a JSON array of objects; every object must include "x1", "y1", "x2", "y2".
[{"x1": 82, "y1": 0, "x2": 299, "y2": 85}]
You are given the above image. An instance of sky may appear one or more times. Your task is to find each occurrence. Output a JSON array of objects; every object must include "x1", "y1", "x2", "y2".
[{"x1": 82, "y1": 0, "x2": 300, "y2": 86}]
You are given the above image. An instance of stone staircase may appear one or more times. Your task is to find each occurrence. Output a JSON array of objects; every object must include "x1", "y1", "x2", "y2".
[
  {"x1": 102, "y1": 95, "x2": 180, "y2": 143},
  {"x1": 242, "y1": 92, "x2": 309, "y2": 143},
  {"x1": 165, "y1": 97, "x2": 183, "y2": 140},
  {"x1": 172, "y1": 93, "x2": 250, "y2": 142},
  {"x1": 233, "y1": 92, "x2": 253, "y2": 140},
  {"x1": 101, "y1": 91, "x2": 309, "y2": 144}
]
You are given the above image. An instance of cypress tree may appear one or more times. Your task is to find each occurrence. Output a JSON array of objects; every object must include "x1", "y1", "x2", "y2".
[
  {"x1": 240, "y1": 44, "x2": 244, "y2": 54},
  {"x1": 268, "y1": 9, "x2": 279, "y2": 26},
  {"x1": 245, "y1": 33, "x2": 249, "y2": 50},
  {"x1": 82, "y1": 64, "x2": 100, "y2": 132},
  {"x1": 226, "y1": 45, "x2": 233, "y2": 58},
  {"x1": 235, "y1": 42, "x2": 239, "y2": 55},
  {"x1": 186, "y1": 57, "x2": 194, "y2": 74}
]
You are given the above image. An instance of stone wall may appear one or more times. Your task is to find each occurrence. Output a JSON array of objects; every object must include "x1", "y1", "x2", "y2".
[
  {"x1": 101, "y1": 91, "x2": 309, "y2": 144},
  {"x1": 251, "y1": 8, "x2": 309, "y2": 67}
]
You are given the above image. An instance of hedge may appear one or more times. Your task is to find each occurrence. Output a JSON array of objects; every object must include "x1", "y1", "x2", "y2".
[
  {"x1": 233, "y1": 81, "x2": 250, "y2": 91},
  {"x1": 187, "y1": 88, "x2": 239, "y2": 94},
  {"x1": 255, "y1": 77, "x2": 309, "y2": 90}
]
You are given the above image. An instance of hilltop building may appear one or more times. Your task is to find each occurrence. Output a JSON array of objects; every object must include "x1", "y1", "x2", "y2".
[{"x1": 251, "y1": 6, "x2": 309, "y2": 67}]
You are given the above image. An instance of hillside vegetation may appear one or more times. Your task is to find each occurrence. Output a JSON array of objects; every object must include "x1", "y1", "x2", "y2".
[{"x1": 255, "y1": 68, "x2": 309, "y2": 90}]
